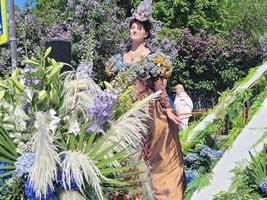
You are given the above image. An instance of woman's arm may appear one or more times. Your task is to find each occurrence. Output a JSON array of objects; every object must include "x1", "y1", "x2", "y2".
[
  {"x1": 153, "y1": 78, "x2": 172, "y2": 109},
  {"x1": 153, "y1": 78, "x2": 183, "y2": 125}
]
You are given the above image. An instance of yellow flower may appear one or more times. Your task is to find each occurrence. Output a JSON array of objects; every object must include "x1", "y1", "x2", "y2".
[
  {"x1": 154, "y1": 55, "x2": 164, "y2": 65},
  {"x1": 154, "y1": 54, "x2": 170, "y2": 68}
]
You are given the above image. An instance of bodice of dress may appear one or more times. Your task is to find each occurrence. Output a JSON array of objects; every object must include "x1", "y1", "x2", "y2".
[{"x1": 105, "y1": 51, "x2": 173, "y2": 109}]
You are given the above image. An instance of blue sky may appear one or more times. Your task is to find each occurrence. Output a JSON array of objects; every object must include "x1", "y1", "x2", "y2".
[{"x1": 14, "y1": 0, "x2": 26, "y2": 7}]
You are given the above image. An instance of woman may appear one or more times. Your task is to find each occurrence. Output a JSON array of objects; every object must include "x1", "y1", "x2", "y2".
[{"x1": 106, "y1": 18, "x2": 185, "y2": 200}]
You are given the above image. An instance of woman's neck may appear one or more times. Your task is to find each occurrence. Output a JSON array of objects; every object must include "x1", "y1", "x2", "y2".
[{"x1": 131, "y1": 42, "x2": 146, "y2": 51}]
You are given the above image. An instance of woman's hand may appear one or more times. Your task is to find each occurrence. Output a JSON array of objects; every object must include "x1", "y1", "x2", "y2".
[{"x1": 166, "y1": 110, "x2": 184, "y2": 125}]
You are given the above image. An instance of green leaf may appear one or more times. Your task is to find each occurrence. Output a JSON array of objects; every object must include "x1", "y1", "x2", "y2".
[
  {"x1": 0, "y1": 91, "x2": 5, "y2": 100},
  {"x1": 89, "y1": 134, "x2": 110, "y2": 157},
  {"x1": 10, "y1": 78, "x2": 24, "y2": 92},
  {"x1": 44, "y1": 47, "x2": 52, "y2": 59},
  {"x1": 100, "y1": 162, "x2": 141, "y2": 176},
  {"x1": 68, "y1": 134, "x2": 76, "y2": 151},
  {"x1": 0, "y1": 165, "x2": 16, "y2": 170},
  {"x1": 0, "y1": 170, "x2": 15, "y2": 178},
  {"x1": 0, "y1": 125, "x2": 18, "y2": 155},
  {"x1": 0, "y1": 157, "x2": 15, "y2": 164},
  {"x1": 96, "y1": 150, "x2": 127, "y2": 169},
  {"x1": 85, "y1": 132, "x2": 96, "y2": 153},
  {"x1": 78, "y1": 132, "x2": 85, "y2": 151},
  {"x1": 0, "y1": 146, "x2": 17, "y2": 161},
  {"x1": 0, "y1": 81, "x2": 8, "y2": 89},
  {"x1": 93, "y1": 141, "x2": 120, "y2": 161},
  {"x1": 114, "y1": 171, "x2": 144, "y2": 178},
  {"x1": 47, "y1": 65, "x2": 60, "y2": 82},
  {"x1": 22, "y1": 59, "x2": 39, "y2": 66}
]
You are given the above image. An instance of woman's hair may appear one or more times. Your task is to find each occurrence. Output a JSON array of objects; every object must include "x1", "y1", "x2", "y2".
[{"x1": 129, "y1": 18, "x2": 152, "y2": 39}]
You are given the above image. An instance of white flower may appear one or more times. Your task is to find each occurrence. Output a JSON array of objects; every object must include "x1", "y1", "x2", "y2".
[
  {"x1": 44, "y1": 109, "x2": 61, "y2": 134},
  {"x1": 69, "y1": 116, "x2": 80, "y2": 136},
  {"x1": 17, "y1": 142, "x2": 29, "y2": 154},
  {"x1": 13, "y1": 139, "x2": 20, "y2": 144},
  {"x1": 22, "y1": 133, "x2": 32, "y2": 140},
  {"x1": 14, "y1": 132, "x2": 23, "y2": 140}
]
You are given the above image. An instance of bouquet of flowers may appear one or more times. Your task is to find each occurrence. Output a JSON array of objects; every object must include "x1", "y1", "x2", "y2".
[{"x1": 0, "y1": 48, "x2": 159, "y2": 200}]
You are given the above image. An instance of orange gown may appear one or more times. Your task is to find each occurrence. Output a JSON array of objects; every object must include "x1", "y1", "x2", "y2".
[{"x1": 135, "y1": 78, "x2": 185, "y2": 200}]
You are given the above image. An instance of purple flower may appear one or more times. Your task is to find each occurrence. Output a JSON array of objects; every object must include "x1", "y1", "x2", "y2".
[
  {"x1": 77, "y1": 61, "x2": 93, "y2": 77},
  {"x1": 32, "y1": 78, "x2": 41, "y2": 86},
  {"x1": 259, "y1": 177, "x2": 267, "y2": 194},
  {"x1": 22, "y1": 102, "x2": 31, "y2": 113},
  {"x1": 87, "y1": 90, "x2": 118, "y2": 133}
]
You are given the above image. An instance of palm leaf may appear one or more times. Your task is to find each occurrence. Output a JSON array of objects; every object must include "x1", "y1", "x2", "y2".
[
  {"x1": 96, "y1": 150, "x2": 127, "y2": 169},
  {"x1": 93, "y1": 141, "x2": 121, "y2": 161},
  {"x1": 0, "y1": 170, "x2": 15, "y2": 178},
  {"x1": 85, "y1": 132, "x2": 97, "y2": 153},
  {"x1": 0, "y1": 157, "x2": 15, "y2": 165}
]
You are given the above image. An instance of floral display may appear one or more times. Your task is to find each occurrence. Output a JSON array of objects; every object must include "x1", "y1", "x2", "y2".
[{"x1": 0, "y1": 48, "x2": 160, "y2": 199}]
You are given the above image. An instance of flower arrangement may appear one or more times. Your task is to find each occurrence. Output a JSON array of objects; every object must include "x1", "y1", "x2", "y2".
[
  {"x1": 105, "y1": 51, "x2": 172, "y2": 89},
  {"x1": 0, "y1": 48, "x2": 160, "y2": 199}
]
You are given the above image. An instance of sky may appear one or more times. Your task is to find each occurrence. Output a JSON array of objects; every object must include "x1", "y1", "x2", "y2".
[{"x1": 14, "y1": 0, "x2": 26, "y2": 8}]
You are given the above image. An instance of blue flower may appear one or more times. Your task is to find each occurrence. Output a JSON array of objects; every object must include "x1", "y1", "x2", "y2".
[
  {"x1": 199, "y1": 145, "x2": 224, "y2": 160},
  {"x1": 24, "y1": 178, "x2": 56, "y2": 200},
  {"x1": 184, "y1": 153, "x2": 199, "y2": 164},
  {"x1": 259, "y1": 177, "x2": 267, "y2": 194},
  {"x1": 56, "y1": 171, "x2": 79, "y2": 191},
  {"x1": 15, "y1": 153, "x2": 35, "y2": 177},
  {"x1": 185, "y1": 169, "x2": 199, "y2": 185}
]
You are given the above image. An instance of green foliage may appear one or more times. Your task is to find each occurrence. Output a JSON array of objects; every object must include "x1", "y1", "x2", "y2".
[
  {"x1": 152, "y1": 0, "x2": 229, "y2": 34},
  {"x1": 247, "y1": 145, "x2": 267, "y2": 187},
  {"x1": 0, "y1": 177, "x2": 25, "y2": 200},
  {"x1": 61, "y1": 129, "x2": 144, "y2": 199},
  {"x1": 225, "y1": 0, "x2": 267, "y2": 40},
  {"x1": 185, "y1": 174, "x2": 213, "y2": 200},
  {"x1": 0, "y1": 123, "x2": 17, "y2": 178},
  {"x1": 213, "y1": 186, "x2": 263, "y2": 200},
  {"x1": 213, "y1": 147, "x2": 267, "y2": 200},
  {"x1": 112, "y1": 86, "x2": 134, "y2": 119},
  {"x1": 26, "y1": 0, "x2": 69, "y2": 27}
]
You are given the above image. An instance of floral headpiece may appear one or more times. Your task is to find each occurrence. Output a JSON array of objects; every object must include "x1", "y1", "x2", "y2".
[{"x1": 133, "y1": 0, "x2": 152, "y2": 22}]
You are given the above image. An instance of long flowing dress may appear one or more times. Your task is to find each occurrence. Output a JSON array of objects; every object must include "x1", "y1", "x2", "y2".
[
  {"x1": 106, "y1": 53, "x2": 185, "y2": 200},
  {"x1": 135, "y1": 77, "x2": 185, "y2": 200}
]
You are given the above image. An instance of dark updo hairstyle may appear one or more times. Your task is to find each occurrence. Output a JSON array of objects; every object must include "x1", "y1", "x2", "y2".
[{"x1": 129, "y1": 18, "x2": 152, "y2": 39}]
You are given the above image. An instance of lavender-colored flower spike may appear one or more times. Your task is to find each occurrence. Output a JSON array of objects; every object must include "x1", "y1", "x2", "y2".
[{"x1": 133, "y1": 0, "x2": 152, "y2": 22}]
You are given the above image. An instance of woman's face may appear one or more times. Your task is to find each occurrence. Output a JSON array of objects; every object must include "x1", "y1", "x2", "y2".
[{"x1": 130, "y1": 22, "x2": 148, "y2": 43}]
